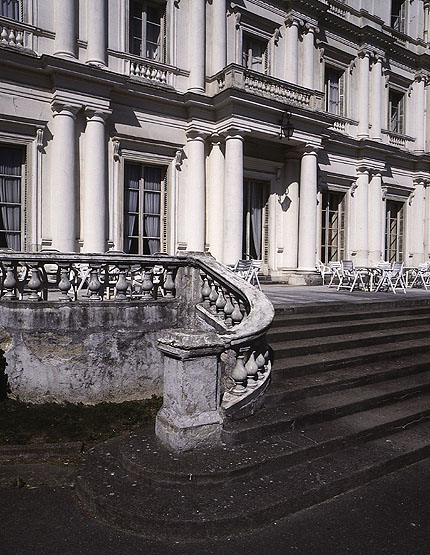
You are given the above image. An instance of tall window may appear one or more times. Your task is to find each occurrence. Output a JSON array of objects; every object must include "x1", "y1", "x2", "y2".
[
  {"x1": 124, "y1": 163, "x2": 166, "y2": 255},
  {"x1": 389, "y1": 90, "x2": 405, "y2": 134},
  {"x1": 0, "y1": 145, "x2": 23, "y2": 251},
  {"x1": 320, "y1": 191, "x2": 346, "y2": 264},
  {"x1": 242, "y1": 181, "x2": 269, "y2": 261},
  {"x1": 391, "y1": 0, "x2": 406, "y2": 33},
  {"x1": 129, "y1": 0, "x2": 165, "y2": 61},
  {"x1": 385, "y1": 201, "x2": 404, "y2": 262},
  {"x1": 242, "y1": 33, "x2": 268, "y2": 73},
  {"x1": 325, "y1": 68, "x2": 344, "y2": 116},
  {"x1": 0, "y1": 0, "x2": 20, "y2": 20}
]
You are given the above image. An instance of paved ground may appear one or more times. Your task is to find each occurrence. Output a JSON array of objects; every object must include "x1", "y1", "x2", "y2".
[
  {"x1": 262, "y1": 283, "x2": 430, "y2": 307},
  {"x1": 0, "y1": 457, "x2": 429, "y2": 554}
]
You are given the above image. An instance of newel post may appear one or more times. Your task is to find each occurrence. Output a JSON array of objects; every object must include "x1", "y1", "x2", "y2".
[{"x1": 155, "y1": 329, "x2": 225, "y2": 452}]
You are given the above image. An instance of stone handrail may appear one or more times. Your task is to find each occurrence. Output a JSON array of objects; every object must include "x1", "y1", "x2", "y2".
[
  {"x1": 209, "y1": 63, "x2": 325, "y2": 111},
  {"x1": 0, "y1": 251, "x2": 274, "y2": 451}
]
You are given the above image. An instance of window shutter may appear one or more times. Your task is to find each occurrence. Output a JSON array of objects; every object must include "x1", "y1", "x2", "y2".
[
  {"x1": 264, "y1": 42, "x2": 269, "y2": 75},
  {"x1": 263, "y1": 187, "x2": 269, "y2": 265},
  {"x1": 162, "y1": 4, "x2": 167, "y2": 63},
  {"x1": 398, "y1": 95, "x2": 404, "y2": 134},
  {"x1": 339, "y1": 72, "x2": 344, "y2": 116}
]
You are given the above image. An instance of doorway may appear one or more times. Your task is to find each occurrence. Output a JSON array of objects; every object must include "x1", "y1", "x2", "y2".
[
  {"x1": 385, "y1": 200, "x2": 404, "y2": 262},
  {"x1": 242, "y1": 180, "x2": 269, "y2": 261}
]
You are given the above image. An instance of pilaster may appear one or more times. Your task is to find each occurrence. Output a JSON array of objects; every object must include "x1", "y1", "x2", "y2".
[
  {"x1": 188, "y1": 0, "x2": 206, "y2": 92},
  {"x1": 206, "y1": 135, "x2": 225, "y2": 261},
  {"x1": 352, "y1": 166, "x2": 369, "y2": 265},
  {"x1": 54, "y1": 0, "x2": 77, "y2": 58},
  {"x1": 87, "y1": 0, "x2": 107, "y2": 66},
  {"x1": 285, "y1": 16, "x2": 300, "y2": 85},
  {"x1": 185, "y1": 128, "x2": 208, "y2": 251},
  {"x1": 298, "y1": 145, "x2": 319, "y2": 270},
  {"x1": 302, "y1": 23, "x2": 317, "y2": 90}
]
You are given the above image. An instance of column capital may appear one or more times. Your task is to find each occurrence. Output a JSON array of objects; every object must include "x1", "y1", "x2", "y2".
[
  {"x1": 85, "y1": 108, "x2": 111, "y2": 123},
  {"x1": 357, "y1": 48, "x2": 372, "y2": 59},
  {"x1": 303, "y1": 22, "x2": 319, "y2": 35},
  {"x1": 222, "y1": 128, "x2": 248, "y2": 141},
  {"x1": 356, "y1": 165, "x2": 371, "y2": 176},
  {"x1": 186, "y1": 128, "x2": 210, "y2": 141},
  {"x1": 285, "y1": 15, "x2": 303, "y2": 28},
  {"x1": 209, "y1": 133, "x2": 224, "y2": 145},
  {"x1": 51, "y1": 102, "x2": 81, "y2": 118},
  {"x1": 414, "y1": 70, "x2": 429, "y2": 85},
  {"x1": 302, "y1": 143, "x2": 321, "y2": 156}
]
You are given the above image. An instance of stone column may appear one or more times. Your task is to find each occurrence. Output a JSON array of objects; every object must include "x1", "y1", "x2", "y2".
[
  {"x1": 83, "y1": 109, "x2": 109, "y2": 253},
  {"x1": 206, "y1": 135, "x2": 224, "y2": 261},
  {"x1": 87, "y1": 0, "x2": 107, "y2": 66},
  {"x1": 425, "y1": 181, "x2": 430, "y2": 260},
  {"x1": 424, "y1": 1, "x2": 430, "y2": 43},
  {"x1": 414, "y1": 73, "x2": 426, "y2": 153},
  {"x1": 298, "y1": 146, "x2": 319, "y2": 270},
  {"x1": 185, "y1": 130, "x2": 206, "y2": 251},
  {"x1": 51, "y1": 102, "x2": 80, "y2": 252},
  {"x1": 370, "y1": 55, "x2": 383, "y2": 140},
  {"x1": 353, "y1": 167, "x2": 369, "y2": 265},
  {"x1": 368, "y1": 172, "x2": 383, "y2": 265},
  {"x1": 223, "y1": 131, "x2": 244, "y2": 265},
  {"x1": 54, "y1": 0, "x2": 77, "y2": 58},
  {"x1": 410, "y1": 180, "x2": 426, "y2": 264},
  {"x1": 188, "y1": 0, "x2": 206, "y2": 92},
  {"x1": 211, "y1": 0, "x2": 226, "y2": 75},
  {"x1": 302, "y1": 24, "x2": 316, "y2": 89},
  {"x1": 357, "y1": 50, "x2": 370, "y2": 138},
  {"x1": 283, "y1": 155, "x2": 300, "y2": 268},
  {"x1": 285, "y1": 17, "x2": 300, "y2": 84}
]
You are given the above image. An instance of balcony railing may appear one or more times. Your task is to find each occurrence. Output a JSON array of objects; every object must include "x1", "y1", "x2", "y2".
[
  {"x1": 382, "y1": 129, "x2": 415, "y2": 149},
  {"x1": 0, "y1": 251, "x2": 274, "y2": 452},
  {"x1": 209, "y1": 64, "x2": 325, "y2": 111},
  {"x1": 122, "y1": 54, "x2": 178, "y2": 87}
]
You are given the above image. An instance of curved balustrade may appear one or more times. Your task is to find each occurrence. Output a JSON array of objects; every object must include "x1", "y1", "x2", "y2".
[{"x1": 0, "y1": 251, "x2": 274, "y2": 451}]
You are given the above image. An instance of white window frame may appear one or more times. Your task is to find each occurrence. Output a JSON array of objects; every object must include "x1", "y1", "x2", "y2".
[
  {"x1": 237, "y1": 23, "x2": 272, "y2": 75},
  {"x1": 388, "y1": 88, "x2": 405, "y2": 134},
  {"x1": 128, "y1": 0, "x2": 167, "y2": 62},
  {"x1": 324, "y1": 66, "x2": 345, "y2": 116}
]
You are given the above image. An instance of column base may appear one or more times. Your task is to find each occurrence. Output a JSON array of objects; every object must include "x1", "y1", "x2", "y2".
[{"x1": 155, "y1": 407, "x2": 223, "y2": 452}]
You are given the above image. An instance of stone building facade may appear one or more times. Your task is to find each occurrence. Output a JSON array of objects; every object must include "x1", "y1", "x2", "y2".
[{"x1": 0, "y1": 0, "x2": 430, "y2": 282}]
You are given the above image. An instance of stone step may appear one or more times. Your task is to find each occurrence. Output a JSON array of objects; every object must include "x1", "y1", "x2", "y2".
[
  {"x1": 74, "y1": 418, "x2": 430, "y2": 540},
  {"x1": 266, "y1": 353, "x2": 430, "y2": 405},
  {"x1": 222, "y1": 371, "x2": 430, "y2": 444},
  {"x1": 274, "y1": 336, "x2": 430, "y2": 378},
  {"x1": 268, "y1": 312, "x2": 430, "y2": 342},
  {"x1": 270, "y1": 323, "x2": 430, "y2": 359}
]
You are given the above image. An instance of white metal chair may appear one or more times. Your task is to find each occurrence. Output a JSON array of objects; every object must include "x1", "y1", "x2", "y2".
[
  {"x1": 232, "y1": 260, "x2": 253, "y2": 280},
  {"x1": 337, "y1": 260, "x2": 367, "y2": 292},
  {"x1": 409, "y1": 263, "x2": 430, "y2": 290},
  {"x1": 248, "y1": 259, "x2": 262, "y2": 290},
  {"x1": 374, "y1": 261, "x2": 407, "y2": 294},
  {"x1": 316, "y1": 260, "x2": 330, "y2": 285},
  {"x1": 327, "y1": 261, "x2": 342, "y2": 287}
]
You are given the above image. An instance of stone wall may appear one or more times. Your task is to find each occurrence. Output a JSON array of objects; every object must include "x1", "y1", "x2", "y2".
[{"x1": 0, "y1": 299, "x2": 180, "y2": 404}]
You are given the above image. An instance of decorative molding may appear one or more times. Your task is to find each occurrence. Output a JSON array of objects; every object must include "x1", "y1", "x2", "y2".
[
  {"x1": 113, "y1": 138, "x2": 121, "y2": 162},
  {"x1": 175, "y1": 149, "x2": 184, "y2": 170},
  {"x1": 273, "y1": 28, "x2": 281, "y2": 46},
  {"x1": 36, "y1": 127, "x2": 44, "y2": 152},
  {"x1": 409, "y1": 192, "x2": 415, "y2": 206},
  {"x1": 350, "y1": 181, "x2": 358, "y2": 197}
]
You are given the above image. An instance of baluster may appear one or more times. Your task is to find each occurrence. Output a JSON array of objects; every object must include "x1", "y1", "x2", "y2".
[
  {"x1": 8, "y1": 28, "x2": 15, "y2": 45},
  {"x1": 1, "y1": 28, "x2": 8, "y2": 43},
  {"x1": 239, "y1": 298, "x2": 247, "y2": 318},
  {"x1": 141, "y1": 268, "x2": 154, "y2": 298},
  {"x1": 208, "y1": 279, "x2": 218, "y2": 313},
  {"x1": 215, "y1": 286, "x2": 226, "y2": 319},
  {"x1": 223, "y1": 291, "x2": 234, "y2": 327},
  {"x1": 231, "y1": 297, "x2": 243, "y2": 326},
  {"x1": 256, "y1": 351, "x2": 266, "y2": 380},
  {"x1": 27, "y1": 265, "x2": 43, "y2": 301},
  {"x1": 231, "y1": 350, "x2": 248, "y2": 395},
  {"x1": 88, "y1": 266, "x2": 102, "y2": 300},
  {"x1": 115, "y1": 265, "x2": 129, "y2": 300},
  {"x1": 2, "y1": 263, "x2": 17, "y2": 299},
  {"x1": 58, "y1": 265, "x2": 72, "y2": 301},
  {"x1": 264, "y1": 348, "x2": 272, "y2": 373},
  {"x1": 245, "y1": 350, "x2": 258, "y2": 388},
  {"x1": 201, "y1": 273, "x2": 211, "y2": 307},
  {"x1": 16, "y1": 31, "x2": 23, "y2": 46},
  {"x1": 164, "y1": 268, "x2": 175, "y2": 297}
]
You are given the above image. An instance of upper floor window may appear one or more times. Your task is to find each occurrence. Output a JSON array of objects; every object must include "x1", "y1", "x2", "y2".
[
  {"x1": 325, "y1": 67, "x2": 344, "y2": 116},
  {"x1": 0, "y1": 144, "x2": 23, "y2": 251},
  {"x1": 391, "y1": 0, "x2": 406, "y2": 33},
  {"x1": 129, "y1": 0, "x2": 165, "y2": 61},
  {"x1": 124, "y1": 162, "x2": 167, "y2": 255},
  {"x1": 389, "y1": 89, "x2": 405, "y2": 134},
  {"x1": 0, "y1": 0, "x2": 20, "y2": 20},
  {"x1": 242, "y1": 33, "x2": 268, "y2": 73}
]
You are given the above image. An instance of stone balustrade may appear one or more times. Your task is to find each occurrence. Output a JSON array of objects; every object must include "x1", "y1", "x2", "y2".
[
  {"x1": 125, "y1": 57, "x2": 176, "y2": 86},
  {"x1": 0, "y1": 251, "x2": 274, "y2": 452},
  {"x1": 210, "y1": 64, "x2": 325, "y2": 111},
  {"x1": 383, "y1": 130, "x2": 414, "y2": 149},
  {"x1": 1, "y1": 20, "x2": 24, "y2": 47}
]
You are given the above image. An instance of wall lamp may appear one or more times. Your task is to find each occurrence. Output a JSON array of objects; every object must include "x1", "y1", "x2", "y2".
[{"x1": 279, "y1": 110, "x2": 294, "y2": 140}]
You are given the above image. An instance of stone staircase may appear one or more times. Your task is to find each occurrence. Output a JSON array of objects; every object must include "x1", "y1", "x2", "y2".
[{"x1": 75, "y1": 300, "x2": 430, "y2": 541}]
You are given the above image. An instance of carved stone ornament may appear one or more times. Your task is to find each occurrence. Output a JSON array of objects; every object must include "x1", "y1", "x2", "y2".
[
  {"x1": 350, "y1": 181, "x2": 358, "y2": 197},
  {"x1": 175, "y1": 149, "x2": 184, "y2": 170},
  {"x1": 113, "y1": 139, "x2": 121, "y2": 161},
  {"x1": 36, "y1": 127, "x2": 44, "y2": 152}
]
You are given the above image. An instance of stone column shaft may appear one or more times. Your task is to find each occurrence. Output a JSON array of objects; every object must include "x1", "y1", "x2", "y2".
[
  {"x1": 357, "y1": 51, "x2": 370, "y2": 138},
  {"x1": 410, "y1": 181, "x2": 426, "y2": 264},
  {"x1": 370, "y1": 57, "x2": 383, "y2": 140},
  {"x1": 206, "y1": 136, "x2": 224, "y2": 260},
  {"x1": 284, "y1": 157, "x2": 300, "y2": 268},
  {"x1": 51, "y1": 103, "x2": 79, "y2": 252},
  {"x1": 414, "y1": 76, "x2": 426, "y2": 153},
  {"x1": 302, "y1": 25, "x2": 315, "y2": 89},
  {"x1": 298, "y1": 147, "x2": 318, "y2": 270},
  {"x1": 353, "y1": 169, "x2": 369, "y2": 265},
  {"x1": 54, "y1": 0, "x2": 77, "y2": 57},
  {"x1": 189, "y1": 0, "x2": 206, "y2": 92},
  {"x1": 223, "y1": 133, "x2": 244, "y2": 265},
  {"x1": 285, "y1": 18, "x2": 299, "y2": 84},
  {"x1": 186, "y1": 131, "x2": 206, "y2": 251},
  {"x1": 87, "y1": 0, "x2": 107, "y2": 66},
  {"x1": 83, "y1": 110, "x2": 109, "y2": 253},
  {"x1": 211, "y1": 0, "x2": 226, "y2": 74},
  {"x1": 368, "y1": 173, "x2": 383, "y2": 265}
]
